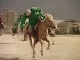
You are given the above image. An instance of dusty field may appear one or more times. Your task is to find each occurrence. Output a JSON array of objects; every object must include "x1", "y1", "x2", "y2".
[{"x1": 0, "y1": 34, "x2": 80, "y2": 60}]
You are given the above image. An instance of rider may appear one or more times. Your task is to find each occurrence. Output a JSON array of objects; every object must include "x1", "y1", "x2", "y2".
[
  {"x1": 20, "y1": 7, "x2": 45, "y2": 35},
  {"x1": 22, "y1": 7, "x2": 45, "y2": 34},
  {"x1": 12, "y1": 7, "x2": 45, "y2": 36},
  {"x1": 12, "y1": 15, "x2": 22, "y2": 34},
  {"x1": 20, "y1": 12, "x2": 27, "y2": 31}
]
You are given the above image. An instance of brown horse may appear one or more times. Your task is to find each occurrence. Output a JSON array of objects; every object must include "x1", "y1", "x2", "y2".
[{"x1": 24, "y1": 13, "x2": 56, "y2": 58}]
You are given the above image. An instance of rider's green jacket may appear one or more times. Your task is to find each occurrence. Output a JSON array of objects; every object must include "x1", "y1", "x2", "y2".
[
  {"x1": 12, "y1": 16, "x2": 22, "y2": 33},
  {"x1": 20, "y1": 7, "x2": 45, "y2": 28},
  {"x1": 20, "y1": 12, "x2": 27, "y2": 29}
]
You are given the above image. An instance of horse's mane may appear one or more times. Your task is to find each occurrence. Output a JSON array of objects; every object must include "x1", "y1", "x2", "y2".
[
  {"x1": 44, "y1": 13, "x2": 54, "y2": 22},
  {"x1": 45, "y1": 13, "x2": 54, "y2": 19}
]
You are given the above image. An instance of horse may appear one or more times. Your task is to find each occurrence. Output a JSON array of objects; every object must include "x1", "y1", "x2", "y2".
[
  {"x1": 0, "y1": 22, "x2": 4, "y2": 36},
  {"x1": 12, "y1": 23, "x2": 24, "y2": 41},
  {"x1": 23, "y1": 23, "x2": 57, "y2": 45},
  {"x1": 12, "y1": 19, "x2": 29, "y2": 41},
  {"x1": 24, "y1": 13, "x2": 56, "y2": 58}
]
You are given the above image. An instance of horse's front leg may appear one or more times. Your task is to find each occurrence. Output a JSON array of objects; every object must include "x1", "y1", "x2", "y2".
[
  {"x1": 23, "y1": 32, "x2": 27, "y2": 41},
  {"x1": 51, "y1": 37, "x2": 54, "y2": 45},
  {"x1": 39, "y1": 38, "x2": 43, "y2": 56},
  {"x1": 32, "y1": 38, "x2": 38, "y2": 58},
  {"x1": 28, "y1": 35, "x2": 35, "y2": 58},
  {"x1": 43, "y1": 38, "x2": 50, "y2": 50},
  {"x1": 29, "y1": 35, "x2": 33, "y2": 47},
  {"x1": 32, "y1": 44, "x2": 36, "y2": 58}
]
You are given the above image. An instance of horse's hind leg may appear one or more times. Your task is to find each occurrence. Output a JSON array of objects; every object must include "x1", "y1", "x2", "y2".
[
  {"x1": 23, "y1": 32, "x2": 27, "y2": 41},
  {"x1": 33, "y1": 38, "x2": 39, "y2": 48},
  {"x1": 12, "y1": 33, "x2": 15, "y2": 36},
  {"x1": 43, "y1": 38, "x2": 50, "y2": 50}
]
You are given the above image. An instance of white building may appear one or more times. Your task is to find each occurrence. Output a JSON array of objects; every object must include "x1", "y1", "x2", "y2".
[{"x1": 57, "y1": 20, "x2": 80, "y2": 34}]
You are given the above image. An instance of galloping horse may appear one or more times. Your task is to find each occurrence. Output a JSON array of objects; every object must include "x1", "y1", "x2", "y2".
[
  {"x1": 0, "y1": 23, "x2": 4, "y2": 36},
  {"x1": 12, "y1": 19, "x2": 28, "y2": 41},
  {"x1": 24, "y1": 13, "x2": 56, "y2": 58},
  {"x1": 0, "y1": 17, "x2": 4, "y2": 36}
]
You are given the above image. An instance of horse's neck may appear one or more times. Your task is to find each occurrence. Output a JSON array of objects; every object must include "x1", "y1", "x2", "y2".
[
  {"x1": 38, "y1": 21, "x2": 48, "y2": 38},
  {"x1": 39, "y1": 21, "x2": 48, "y2": 31}
]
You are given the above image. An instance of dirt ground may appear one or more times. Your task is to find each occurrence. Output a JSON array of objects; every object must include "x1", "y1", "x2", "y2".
[{"x1": 0, "y1": 34, "x2": 80, "y2": 60}]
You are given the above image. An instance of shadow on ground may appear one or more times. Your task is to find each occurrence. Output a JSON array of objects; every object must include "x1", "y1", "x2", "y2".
[
  {"x1": 0, "y1": 57, "x2": 23, "y2": 60},
  {"x1": 0, "y1": 57, "x2": 37, "y2": 60}
]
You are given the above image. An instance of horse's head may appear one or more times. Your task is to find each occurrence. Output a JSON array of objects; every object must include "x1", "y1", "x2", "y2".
[{"x1": 44, "y1": 13, "x2": 57, "y2": 29}]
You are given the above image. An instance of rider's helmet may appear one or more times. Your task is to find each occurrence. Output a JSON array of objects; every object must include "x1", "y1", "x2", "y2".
[{"x1": 26, "y1": 9, "x2": 31, "y2": 16}]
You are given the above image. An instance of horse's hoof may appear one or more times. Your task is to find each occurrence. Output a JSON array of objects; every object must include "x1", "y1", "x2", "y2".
[
  {"x1": 33, "y1": 55, "x2": 35, "y2": 58},
  {"x1": 52, "y1": 43, "x2": 54, "y2": 45},
  {"x1": 40, "y1": 50, "x2": 43, "y2": 56},
  {"x1": 23, "y1": 39, "x2": 27, "y2": 41},
  {"x1": 12, "y1": 34, "x2": 14, "y2": 36},
  {"x1": 47, "y1": 47, "x2": 50, "y2": 50},
  {"x1": 41, "y1": 53, "x2": 43, "y2": 56},
  {"x1": 32, "y1": 58, "x2": 37, "y2": 60},
  {"x1": 23, "y1": 40, "x2": 26, "y2": 41}
]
